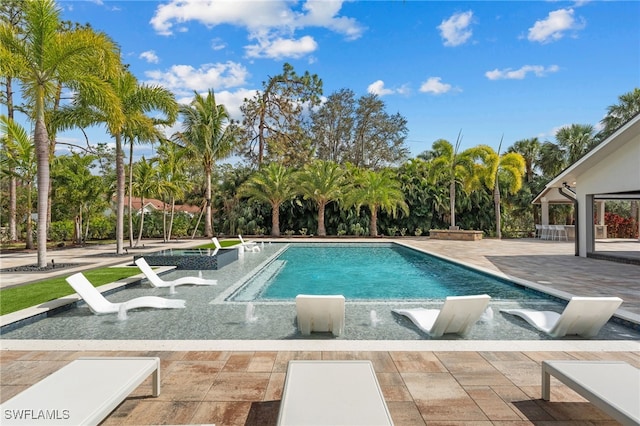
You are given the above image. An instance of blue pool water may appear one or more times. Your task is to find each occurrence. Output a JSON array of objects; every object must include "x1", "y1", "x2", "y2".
[{"x1": 229, "y1": 244, "x2": 535, "y2": 301}]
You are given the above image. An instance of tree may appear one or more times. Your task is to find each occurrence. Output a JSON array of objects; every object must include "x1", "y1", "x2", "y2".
[
  {"x1": 0, "y1": 0, "x2": 121, "y2": 266},
  {"x1": 56, "y1": 69, "x2": 177, "y2": 253},
  {"x1": 298, "y1": 160, "x2": 346, "y2": 236},
  {"x1": 176, "y1": 89, "x2": 235, "y2": 237},
  {"x1": 238, "y1": 163, "x2": 298, "y2": 236},
  {"x1": 423, "y1": 134, "x2": 475, "y2": 229},
  {"x1": 508, "y1": 138, "x2": 540, "y2": 183},
  {"x1": 598, "y1": 88, "x2": 640, "y2": 141},
  {"x1": 471, "y1": 143, "x2": 525, "y2": 239},
  {"x1": 131, "y1": 157, "x2": 166, "y2": 247},
  {"x1": 0, "y1": 115, "x2": 36, "y2": 248},
  {"x1": 239, "y1": 63, "x2": 322, "y2": 167},
  {"x1": 156, "y1": 139, "x2": 190, "y2": 241},
  {"x1": 311, "y1": 90, "x2": 409, "y2": 168},
  {"x1": 348, "y1": 168, "x2": 409, "y2": 237}
]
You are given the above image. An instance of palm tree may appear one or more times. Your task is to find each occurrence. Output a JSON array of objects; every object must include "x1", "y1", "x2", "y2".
[
  {"x1": 131, "y1": 157, "x2": 164, "y2": 247},
  {"x1": 56, "y1": 70, "x2": 177, "y2": 253},
  {"x1": 176, "y1": 90, "x2": 235, "y2": 237},
  {"x1": 509, "y1": 138, "x2": 540, "y2": 183},
  {"x1": 598, "y1": 88, "x2": 640, "y2": 140},
  {"x1": 238, "y1": 163, "x2": 298, "y2": 236},
  {"x1": 156, "y1": 139, "x2": 190, "y2": 241},
  {"x1": 298, "y1": 160, "x2": 346, "y2": 236},
  {"x1": 348, "y1": 168, "x2": 409, "y2": 237},
  {"x1": 555, "y1": 124, "x2": 596, "y2": 165},
  {"x1": 472, "y1": 144, "x2": 525, "y2": 239},
  {"x1": 0, "y1": 115, "x2": 36, "y2": 248},
  {"x1": 424, "y1": 134, "x2": 474, "y2": 229},
  {"x1": 0, "y1": 0, "x2": 121, "y2": 266}
]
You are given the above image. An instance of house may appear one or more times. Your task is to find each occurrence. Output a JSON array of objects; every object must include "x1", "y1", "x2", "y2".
[
  {"x1": 108, "y1": 197, "x2": 202, "y2": 217},
  {"x1": 533, "y1": 114, "x2": 640, "y2": 257}
]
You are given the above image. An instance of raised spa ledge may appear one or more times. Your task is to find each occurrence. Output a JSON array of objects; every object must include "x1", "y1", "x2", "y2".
[
  {"x1": 429, "y1": 229, "x2": 483, "y2": 241},
  {"x1": 134, "y1": 248, "x2": 238, "y2": 270}
]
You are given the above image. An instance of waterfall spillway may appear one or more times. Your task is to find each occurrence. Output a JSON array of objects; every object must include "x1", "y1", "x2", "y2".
[
  {"x1": 370, "y1": 310, "x2": 381, "y2": 327},
  {"x1": 245, "y1": 302, "x2": 258, "y2": 323}
]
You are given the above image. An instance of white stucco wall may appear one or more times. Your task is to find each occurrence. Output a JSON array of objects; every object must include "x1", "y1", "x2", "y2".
[{"x1": 575, "y1": 134, "x2": 640, "y2": 255}]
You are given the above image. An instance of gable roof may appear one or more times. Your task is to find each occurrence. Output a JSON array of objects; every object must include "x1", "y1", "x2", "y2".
[{"x1": 533, "y1": 114, "x2": 640, "y2": 204}]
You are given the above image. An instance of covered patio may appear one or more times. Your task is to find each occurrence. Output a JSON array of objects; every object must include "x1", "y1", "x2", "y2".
[{"x1": 533, "y1": 114, "x2": 640, "y2": 262}]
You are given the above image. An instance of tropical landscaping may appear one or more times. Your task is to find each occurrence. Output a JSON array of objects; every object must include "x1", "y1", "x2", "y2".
[{"x1": 1, "y1": 0, "x2": 639, "y2": 269}]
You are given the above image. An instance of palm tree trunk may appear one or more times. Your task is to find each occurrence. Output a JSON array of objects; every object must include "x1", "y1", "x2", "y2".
[
  {"x1": 34, "y1": 100, "x2": 49, "y2": 267},
  {"x1": 128, "y1": 142, "x2": 135, "y2": 248},
  {"x1": 115, "y1": 135, "x2": 125, "y2": 255},
  {"x1": 449, "y1": 179, "x2": 456, "y2": 229},
  {"x1": 317, "y1": 202, "x2": 326, "y2": 236},
  {"x1": 271, "y1": 203, "x2": 280, "y2": 236},
  {"x1": 136, "y1": 196, "x2": 145, "y2": 247},
  {"x1": 26, "y1": 182, "x2": 34, "y2": 250},
  {"x1": 205, "y1": 168, "x2": 213, "y2": 237},
  {"x1": 370, "y1": 207, "x2": 378, "y2": 237},
  {"x1": 494, "y1": 181, "x2": 501, "y2": 239}
]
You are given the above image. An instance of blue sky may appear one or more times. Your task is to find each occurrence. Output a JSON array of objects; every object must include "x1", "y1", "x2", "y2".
[{"x1": 52, "y1": 0, "x2": 639, "y2": 161}]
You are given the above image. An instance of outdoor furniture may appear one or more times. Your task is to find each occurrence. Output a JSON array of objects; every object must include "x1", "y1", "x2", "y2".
[
  {"x1": 542, "y1": 360, "x2": 640, "y2": 426},
  {"x1": 392, "y1": 294, "x2": 491, "y2": 337},
  {"x1": 295, "y1": 294, "x2": 345, "y2": 336},
  {"x1": 238, "y1": 234, "x2": 261, "y2": 252},
  {"x1": 0, "y1": 357, "x2": 160, "y2": 426},
  {"x1": 501, "y1": 296, "x2": 623, "y2": 338},
  {"x1": 135, "y1": 257, "x2": 217, "y2": 294},
  {"x1": 277, "y1": 360, "x2": 393, "y2": 426},
  {"x1": 66, "y1": 272, "x2": 185, "y2": 320}
]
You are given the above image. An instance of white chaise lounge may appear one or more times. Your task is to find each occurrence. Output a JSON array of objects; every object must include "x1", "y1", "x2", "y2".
[
  {"x1": 238, "y1": 234, "x2": 260, "y2": 252},
  {"x1": 542, "y1": 360, "x2": 640, "y2": 426},
  {"x1": 135, "y1": 257, "x2": 217, "y2": 294},
  {"x1": 277, "y1": 360, "x2": 393, "y2": 426},
  {"x1": 0, "y1": 357, "x2": 160, "y2": 426},
  {"x1": 500, "y1": 296, "x2": 623, "y2": 338},
  {"x1": 66, "y1": 272, "x2": 185, "y2": 320},
  {"x1": 392, "y1": 294, "x2": 491, "y2": 337},
  {"x1": 295, "y1": 294, "x2": 345, "y2": 336}
]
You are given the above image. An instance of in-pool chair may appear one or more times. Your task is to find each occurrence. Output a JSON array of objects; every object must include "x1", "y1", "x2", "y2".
[
  {"x1": 135, "y1": 257, "x2": 217, "y2": 294},
  {"x1": 295, "y1": 295, "x2": 345, "y2": 336},
  {"x1": 66, "y1": 272, "x2": 185, "y2": 320},
  {"x1": 238, "y1": 234, "x2": 261, "y2": 252},
  {"x1": 500, "y1": 296, "x2": 623, "y2": 338},
  {"x1": 392, "y1": 294, "x2": 491, "y2": 337}
]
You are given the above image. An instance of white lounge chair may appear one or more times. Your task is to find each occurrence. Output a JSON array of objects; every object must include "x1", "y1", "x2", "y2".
[
  {"x1": 295, "y1": 294, "x2": 345, "y2": 336},
  {"x1": 500, "y1": 296, "x2": 623, "y2": 338},
  {"x1": 135, "y1": 257, "x2": 217, "y2": 294},
  {"x1": 392, "y1": 294, "x2": 491, "y2": 337},
  {"x1": 66, "y1": 272, "x2": 185, "y2": 320},
  {"x1": 0, "y1": 357, "x2": 160, "y2": 426},
  {"x1": 238, "y1": 234, "x2": 261, "y2": 252}
]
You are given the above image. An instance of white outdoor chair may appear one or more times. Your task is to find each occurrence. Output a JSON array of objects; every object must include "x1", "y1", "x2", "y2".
[{"x1": 135, "y1": 257, "x2": 217, "y2": 294}]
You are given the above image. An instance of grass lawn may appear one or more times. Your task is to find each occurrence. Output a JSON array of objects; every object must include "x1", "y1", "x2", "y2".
[{"x1": 0, "y1": 268, "x2": 144, "y2": 316}]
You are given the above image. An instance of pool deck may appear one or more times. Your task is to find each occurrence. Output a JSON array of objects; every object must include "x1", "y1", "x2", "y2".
[{"x1": 1, "y1": 237, "x2": 639, "y2": 425}]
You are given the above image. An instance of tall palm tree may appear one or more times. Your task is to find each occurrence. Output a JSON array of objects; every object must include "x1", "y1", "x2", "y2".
[
  {"x1": 56, "y1": 70, "x2": 177, "y2": 253},
  {"x1": 0, "y1": 115, "x2": 36, "y2": 248},
  {"x1": 176, "y1": 89, "x2": 235, "y2": 237},
  {"x1": 238, "y1": 163, "x2": 298, "y2": 236},
  {"x1": 298, "y1": 160, "x2": 346, "y2": 236},
  {"x1": 131, "y1": 157, "x2": 164, "y2": 247},
  {"x1": 425, "y1": 134, "x2": 475, "y2": 229},
  {"x1": 347, "y1": 168, "x2": 409, "y2": 237},
  {"x1": 472, "y1": 144, "x2": 525, "y2": 239},
  {"x1": 598, "y1": 88, "x2": 640, "y2": 140},
  {"x1": 509, "y1": 138, "x2": 540, "y2": 183},
  {"x1": 0, "y1": 0, "x2": 121, "y2": 266},
  {"x1": 156, "y1": 139, "x2": 190, "y2": 241},
  {"x1": 555, "y1": 124, "x2": 596, "y2": 165}
]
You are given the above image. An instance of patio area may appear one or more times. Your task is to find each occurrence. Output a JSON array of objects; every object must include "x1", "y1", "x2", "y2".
[{"x1": 1, "y1": 237, "x2": 638, "y2": 424}]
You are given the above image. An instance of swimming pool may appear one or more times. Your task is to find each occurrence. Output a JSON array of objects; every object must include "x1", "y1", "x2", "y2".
[
  {"x1": 229, "y1": 244, "x2": 536, "y2": 301},
  {"x1": 2, "y1": 242, "x2": 638, "y2": 341}
]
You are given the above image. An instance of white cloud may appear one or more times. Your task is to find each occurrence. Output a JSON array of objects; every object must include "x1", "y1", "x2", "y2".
[
  {"x1": 143, "y1": 61, "x2": 249, "y2": 97},
  {"x1": 211, "y1": 38, "x2": 226, "y2": 51},
  {"x1": 419, "y1": 77, "x2": 454, "y2": 95},
  {"x1": 245, "y1": 35, "x2": 318, "y2": 59},
  {"x1": 367, "y1": 80, "x2": 394, "y2": 96},
  {"x1": 438, "y1": 11, "x2": 474, "y2": 47},
  {"x1": 139, "y1": 50, "x2": 159, "y2": 64},
  {"x1": 528, "y1": 8, "x2": 585, "y2": 43},
  {"x1": 150, "y1": 0, "x2": 365, "y2": 59},
  {"x1": 485, "y1": 65, "x2": 560, "y2": 80}
]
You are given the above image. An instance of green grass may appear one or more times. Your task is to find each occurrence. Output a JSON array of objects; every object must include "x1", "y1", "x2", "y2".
[{"x1": 0, "y1": 267, "x2": 143, "y2": 316}]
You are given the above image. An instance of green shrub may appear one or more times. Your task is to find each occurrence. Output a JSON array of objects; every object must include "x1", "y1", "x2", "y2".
[{"x1": 49, "y1": 220, "x2": 74, "y2": 241}]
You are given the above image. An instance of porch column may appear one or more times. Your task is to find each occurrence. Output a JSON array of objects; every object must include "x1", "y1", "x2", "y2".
[
  {"x1": 541, "y1": 197, "x2": 549, "y2": 225},
  {"x1": 597, "y1": 201, "x2": 605, "y2": 225}
]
